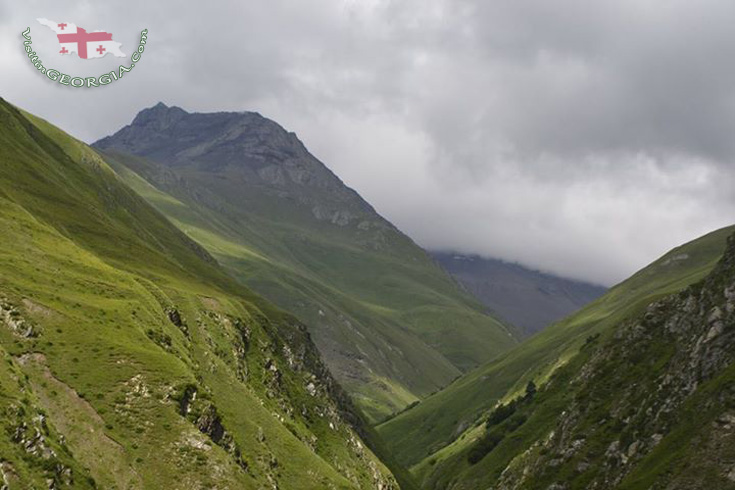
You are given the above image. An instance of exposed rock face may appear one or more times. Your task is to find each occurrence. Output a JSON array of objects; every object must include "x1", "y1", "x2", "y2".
[
  {"x1": 495, "y1": 234, "x2": 735, "y2": 490},
  {"x1": 169, "y1": 311, "x2": 399, "y2": 490},
  {"x1": 0, "y1": 298, "x2": 39, "y2": 338},
  {"x1": 166, "y1": 307, "x2": 182, "y2": 327},
  {"x1": 166, "y1": 307, "x2": 189, "y2": 336},
  {"x1": 6, "y1": 402, "x2": 75, "y2": 489},
  {"x1": 94, "y1": 103, "x2": 390, "y2": 234}
]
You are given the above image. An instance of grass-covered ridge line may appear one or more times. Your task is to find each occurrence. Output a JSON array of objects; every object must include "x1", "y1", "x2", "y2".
[
  {"x1": 437, "y1": 232, "x2": 735, "y2": 490},
  {"x1": 376, "y1": 224, "x2": 734, "y2": 470},
  {"x1": 0, "y1": 98, "x2": 402, "y2": 489}
]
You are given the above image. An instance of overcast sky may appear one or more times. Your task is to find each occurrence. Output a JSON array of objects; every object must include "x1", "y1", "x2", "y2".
[{"x1": 2, "y1": 0, "x2": 734, "y2": 285}]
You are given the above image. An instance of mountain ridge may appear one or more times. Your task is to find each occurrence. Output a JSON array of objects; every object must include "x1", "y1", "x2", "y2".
[
  {"x1": 93, "y1": 102, "x2": 518, "y2": 422},
  {"x1": 0, "y1": 97, "x2": 404, "y2": 489},
  {"x1": 418, "y1": 230, "x2": 735, "y2": 489},
  {"x1": 377, "y1": 225, "x2": 734, "y2": 471}
]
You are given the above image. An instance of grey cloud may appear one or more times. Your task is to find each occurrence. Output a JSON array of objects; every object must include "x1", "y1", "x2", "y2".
[
  {"x1": 1, "y1": 0, "x2": 734, "y2": 284},
  {"x1": 422, "y1": 0, "x2": 735, "y2": 163}
]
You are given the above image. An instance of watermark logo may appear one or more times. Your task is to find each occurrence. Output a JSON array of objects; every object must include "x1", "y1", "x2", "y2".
[
  {"x1": 22, "y1": 19, "x2": 148, "y2": 88},
  {"x1": 37, "y1": 18, "x2": 126, "y2": 59}
]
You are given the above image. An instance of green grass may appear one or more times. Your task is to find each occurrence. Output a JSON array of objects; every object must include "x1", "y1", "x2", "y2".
[
  {"x1": 376, "y1": 224, "x2": 734, "y2": 469},
  {"x1": 0, "y1": 98, "x2": 401, "y2": 488},
  {"x1": 416, "y1": 345, "x2": 593, "y2": 490},
  {"x1": 407, "y1": 275, "x2": 735, "y2": 490},
  {"x1": 97, "y1": 147, "x2": 517, "y2": 422}
]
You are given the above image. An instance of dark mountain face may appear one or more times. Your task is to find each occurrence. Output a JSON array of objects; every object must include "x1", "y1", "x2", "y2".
[
  {"x1": 95, "y1": 103, "x2": 376, "y2": 226},
  {"x1": 94, "y1": 103, "x2": 516, "y2": 422},
  {"x1": 433, "y1": 252, "x2": 607, "y2": 336}
]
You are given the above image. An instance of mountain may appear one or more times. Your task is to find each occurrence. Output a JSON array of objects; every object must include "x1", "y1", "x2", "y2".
[
  {"x1": 432, "y1": 252, "x2": 607, "y2": 336},
  {"x1": 414, "y1": 230, "x2": 735, "y2": 489},
  {"x1": 0, "y1": 98, "x2": 405, "y2": 489},
  {"x1": 376, "y1": 225, "x2": 734, "y2": 474},
  {"x1": 4, "y1": 95, "x2": 732, "y2": 490},
  {"x1": 93, "y1": 103, "x2": 517, "y2": 422}
]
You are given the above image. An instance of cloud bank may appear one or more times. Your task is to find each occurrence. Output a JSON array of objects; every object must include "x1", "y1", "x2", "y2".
[{"x1": 2, "y1": 0, "x2": 734, "y2": 284}]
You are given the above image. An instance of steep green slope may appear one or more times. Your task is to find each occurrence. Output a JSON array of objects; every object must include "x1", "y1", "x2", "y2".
[
  {"x1": 377, "y1": 225, "x2": 734, "y2": 469},
  {"x1": 93, "y1": 104, "x2": 517, "y2": 422},
  {"x1": 419, "y1": 232, "x2": 735, "y2": 490},
  {"x1": 0, "y1": 98, "x2": 400, "y2": 489}
]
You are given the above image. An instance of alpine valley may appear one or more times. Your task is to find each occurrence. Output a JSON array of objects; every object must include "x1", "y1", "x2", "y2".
[
  {"x1": 93, "y1": 103, "x2": 519, "y2": 423},
  {"x1": 1, "y1": 98, "x2": 734, "y2": 490}
]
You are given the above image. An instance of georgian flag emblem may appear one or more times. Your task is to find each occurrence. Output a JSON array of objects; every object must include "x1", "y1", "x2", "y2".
[{"x1": 37, "y1": 18, "x2": 126, "y2": 59}]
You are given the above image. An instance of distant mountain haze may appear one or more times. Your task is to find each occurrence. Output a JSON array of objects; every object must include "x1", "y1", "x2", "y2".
[{"x1": 432, "y1": 252, "x2": 607, "y2": 336}]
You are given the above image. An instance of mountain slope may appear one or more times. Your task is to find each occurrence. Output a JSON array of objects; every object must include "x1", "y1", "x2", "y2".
[
  {"x1": 0, "y1": 98, "x2": 401, "y2": 489},
  {"x1": 93, "y1": 103, "x2": 517, "y2": 421},
  {"x1": 377, "y1": 225, "x2": 734, "y2": 470},
  {"x1": 420, "y1": 231, "x2": 735, "y2": 490},
  {"x1": 432, "y1": 252, "x2": 607, "y2": 336}
]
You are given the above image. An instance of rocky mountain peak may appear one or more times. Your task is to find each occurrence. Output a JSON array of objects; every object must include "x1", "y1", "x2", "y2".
[
  {"x1": 97, "y1": 104, "x2": 311, "y2": 170},
  {"x1": 94, "y1": 104, "x2": 380, "y2": 226},
  {"x1": 130, "y1": 102, "x2": 188, "y2": 131}
]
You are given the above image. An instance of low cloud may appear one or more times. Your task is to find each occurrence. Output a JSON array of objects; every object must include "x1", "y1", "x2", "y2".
[{"x1": 2, "y1": 0, "x2": 734, "y2": 284}]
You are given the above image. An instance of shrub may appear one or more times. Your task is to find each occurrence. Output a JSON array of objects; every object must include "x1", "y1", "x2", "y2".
[
  {"x1": 486, "y1": 401, "x2": 517, "y2": 427},
  {"x1": 467, "y1": 429, "x2": 505, "y2": 464}
]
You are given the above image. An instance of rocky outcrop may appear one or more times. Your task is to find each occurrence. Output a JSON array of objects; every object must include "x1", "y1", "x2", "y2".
[
  {"x1": 173, "y1": 383, "x2": 248, "y2": 470},
  {"x1": 6, "y1": 403, "x2": 75, "y2": 489},
  {"x1": 494, "y1": 234, "x2": 735, "y2": 489},
  {"x1": 165, "y1": 308, "x2": 399, "y2": 489},
  {"x1": 166, "y1": 307, "x2": 189, "y2": 336},
  {"x1": 0, "y1": 298, "x2": 39, "y2": 338}
]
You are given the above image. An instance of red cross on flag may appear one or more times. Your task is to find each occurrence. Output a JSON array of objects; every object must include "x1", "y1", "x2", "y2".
[{"x1": 37, "y1": 18, "x2": 126, "y2": 59}]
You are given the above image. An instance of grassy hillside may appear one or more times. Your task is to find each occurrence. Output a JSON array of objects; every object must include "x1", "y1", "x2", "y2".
[
  {"x1": 418, "y1": 232, "x2": 735, "y2": 489},
  {"x1": 0, "y1": 98, "x2": 401, "y2": 489},
  {"x1": 93, "y1": 105, "x2": 517, "y2": 422},
  {"x1": 377, "y1": 225, "x2": 734, "y2": 470}
]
